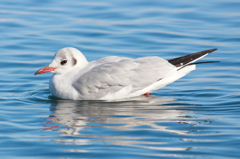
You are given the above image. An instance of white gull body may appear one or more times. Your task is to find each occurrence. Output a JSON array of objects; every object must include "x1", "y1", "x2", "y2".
[{"x1": 35, "y1": 47, "x2": 217, "y2": 100}]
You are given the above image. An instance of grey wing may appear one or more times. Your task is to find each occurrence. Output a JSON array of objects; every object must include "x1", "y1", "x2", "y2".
[{"x1": 73, "y1": 56, "x2": 176, "y2": 100}]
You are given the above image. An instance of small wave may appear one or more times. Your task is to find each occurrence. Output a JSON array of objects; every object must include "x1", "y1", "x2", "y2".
[{"x1": 20, "y1": 89, "x2": 52, "y2": 103}]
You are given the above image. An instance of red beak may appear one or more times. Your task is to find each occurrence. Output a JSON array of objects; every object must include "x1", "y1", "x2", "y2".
[{"x1": 34, "y1": 66, "x2": 56, "y2": 75}]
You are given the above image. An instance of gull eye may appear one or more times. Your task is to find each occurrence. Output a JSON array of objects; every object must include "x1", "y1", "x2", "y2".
[{"x1": 60, "y1": 59, "x2": 67, "y2": 65}]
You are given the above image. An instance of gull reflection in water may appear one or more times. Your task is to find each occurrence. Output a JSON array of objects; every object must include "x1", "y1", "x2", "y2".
[{"x1": 45, "y1": 95, "x2": 198, "y2": 154}]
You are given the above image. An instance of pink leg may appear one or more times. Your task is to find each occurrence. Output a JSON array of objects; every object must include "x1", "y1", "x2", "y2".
[{"x1": 144, "y1": 92, "x2": 149, "y2": 97}]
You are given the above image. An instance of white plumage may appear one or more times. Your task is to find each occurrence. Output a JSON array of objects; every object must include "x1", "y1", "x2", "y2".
[{"x1": 35, "y1": 47, "x2": 217, "y2": 100}]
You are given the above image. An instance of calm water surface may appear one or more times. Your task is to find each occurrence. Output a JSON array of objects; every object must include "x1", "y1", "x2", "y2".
[{"x1": 1, "y1": 0, "x2": 240, "y2": 158}]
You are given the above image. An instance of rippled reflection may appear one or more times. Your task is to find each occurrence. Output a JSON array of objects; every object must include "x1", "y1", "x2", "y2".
[{"x1": 44, "y1": 96, "x2": 201, "y2": 154}]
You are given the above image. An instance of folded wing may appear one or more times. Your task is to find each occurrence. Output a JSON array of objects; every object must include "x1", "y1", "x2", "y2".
[{"x1": 73, "y1": 56, "x2": 176, "y2": 100}]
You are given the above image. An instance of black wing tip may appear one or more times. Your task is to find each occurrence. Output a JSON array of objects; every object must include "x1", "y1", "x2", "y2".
[
  {"x1": 168, "y1": 48, "x2": 218, "y2": 67},
  {"x1": 190, "y1": 61, "x2": 220, "y2": 65},
  {"x1": 195, "y1": 48, "x2": 218, "y2": 55},
  {"x1": 206, "y1": 48, "x2": 218, "y2": 53}
]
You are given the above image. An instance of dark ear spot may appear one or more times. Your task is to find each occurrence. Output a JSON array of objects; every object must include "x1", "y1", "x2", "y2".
[{"x1": 72, "y1": 57, "x2": 77, "y2": 66}]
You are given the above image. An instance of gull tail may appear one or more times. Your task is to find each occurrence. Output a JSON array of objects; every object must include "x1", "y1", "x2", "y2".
[{"x1": 168, "y1": 48, "x2": 218, "y2": 69}]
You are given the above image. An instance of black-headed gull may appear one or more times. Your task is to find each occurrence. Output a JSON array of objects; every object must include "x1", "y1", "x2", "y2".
[{"x1": 35, "y1": 47, "x2": 217, "y2": 100}]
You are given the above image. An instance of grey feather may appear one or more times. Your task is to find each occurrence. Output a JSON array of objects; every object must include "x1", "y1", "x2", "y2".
[{"x1": 73, "y1": 56, "x2": 176, "y2": 99}]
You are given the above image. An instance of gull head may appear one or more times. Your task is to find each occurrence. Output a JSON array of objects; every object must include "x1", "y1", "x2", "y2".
[{"x1": 35, "y1": 47, "x2": 88, "y2": 75}]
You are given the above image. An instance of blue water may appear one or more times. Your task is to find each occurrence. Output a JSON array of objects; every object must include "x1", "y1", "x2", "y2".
[{"x1": 1, "y1": 0, "x2": 240, "y2": 158}]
